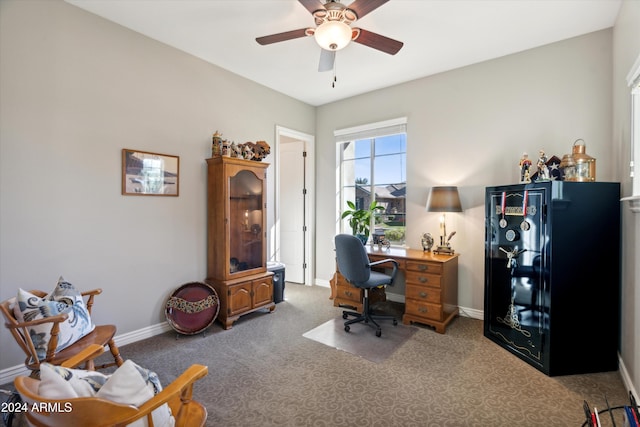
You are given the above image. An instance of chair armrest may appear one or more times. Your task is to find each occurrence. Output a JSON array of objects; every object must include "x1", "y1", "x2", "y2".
[
  {"x1": 369, "y1": 259, "x2": 399, "y2": 284},
  {"x1": 60, "y1": 344, "x2": 105, "y2": 369},
  {"x1": 131, "y1": 365, "x2": 209, "y2": 422},
  {"x1": 4, "y1": 312, "x2": 69, "y2": 329}
]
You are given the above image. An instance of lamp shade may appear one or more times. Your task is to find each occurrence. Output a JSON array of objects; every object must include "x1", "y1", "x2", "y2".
[
  {"x1": 314, "y1": 21, "x2": 352, "y2": 51},
  {"x1": 426, "y1": 186, "x2": 462, "y2": 212}
]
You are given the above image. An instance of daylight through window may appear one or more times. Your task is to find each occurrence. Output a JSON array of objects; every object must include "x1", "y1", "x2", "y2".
[{"x1": 336, "y1": 118, "x2": 407, "y2": 246}]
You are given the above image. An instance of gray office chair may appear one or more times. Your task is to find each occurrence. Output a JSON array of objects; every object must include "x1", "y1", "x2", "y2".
[{"x1": 334, "y1": 234, "x2": 399, "y2": 337}]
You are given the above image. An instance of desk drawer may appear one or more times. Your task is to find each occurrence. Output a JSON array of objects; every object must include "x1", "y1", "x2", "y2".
[
  {"x1": 335, "y1": 283, "x2": 362, "y2": 305},
  {"x1": 406, "y1": 261, "x2": 442, "y2": 274},
  {"x1": 405, "y1": 284, "x2": 441, "y2": 304},
  {"x1": 405, "y1": 299, "x2": 443, "y2": 321},
  {"x1": 405, "y1": 271, "x2": 442, "y2": 288}
]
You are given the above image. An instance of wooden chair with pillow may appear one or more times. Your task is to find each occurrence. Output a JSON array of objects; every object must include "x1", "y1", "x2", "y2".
[
  {"x1": 1, "y1": 286, "x2": 124, "y2": 377},
  {"x1": 14, "y1": 344, "x2": 209, "y2": 427}
]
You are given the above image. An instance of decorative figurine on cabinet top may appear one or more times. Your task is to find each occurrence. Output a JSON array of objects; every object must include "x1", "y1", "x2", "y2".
[
  {"x1": 212, "y1": 131, "x2": 223, "y2": 157},
  {"x1": 519, "y1": 152, "x2": 532, "y2": 183},
  {"x1": 536, "y1": 149, "x2": 550, "y2": 181}
]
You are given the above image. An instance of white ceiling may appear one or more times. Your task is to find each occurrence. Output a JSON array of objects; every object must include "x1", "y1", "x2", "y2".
[{"x1": 65, "y1": 0, "x2": 621, "y2": 106}]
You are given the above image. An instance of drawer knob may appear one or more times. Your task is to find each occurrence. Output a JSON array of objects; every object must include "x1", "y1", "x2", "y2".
[
  {"x1": 418, "y1": 265, "x2": 428, "y2": 271},
  {"x1": 418, "y1": 307, "x2": 428, "y2": 313},
  {"x1": 419, "y1": 276, "x2": 428, "y2": 283},
  {"x1": 419, "y1": 291, "x2": 428, "y2": 298},
  {"x1": 345, "y1": 291, "x2": 352, "y2": 297}
]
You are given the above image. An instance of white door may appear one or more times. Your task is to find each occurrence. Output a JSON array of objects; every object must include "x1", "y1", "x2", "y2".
[{"x1": 279, "y1": 140, "x2": 306, "y2": 283}]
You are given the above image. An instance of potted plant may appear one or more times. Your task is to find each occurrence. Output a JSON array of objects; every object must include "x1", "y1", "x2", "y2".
[{"x1": 341, "y1": 200, "x2": 385, "y2": 244}]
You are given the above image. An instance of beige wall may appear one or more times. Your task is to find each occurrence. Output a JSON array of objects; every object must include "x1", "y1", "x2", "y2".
[
  {"x1": 612, "y1": 0, "x2": 640, "y2": 402},
  {"x1": 0, "y1": 0, "x2": 314, "y2": 370},
  {"x1": 316, "y1": 29, "x2": 613, "y2": 311}
]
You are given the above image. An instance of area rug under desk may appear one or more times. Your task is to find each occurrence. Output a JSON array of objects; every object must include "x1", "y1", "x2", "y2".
[{"x1": 302, "y1": 318, "x2": 417, "y2": 363}]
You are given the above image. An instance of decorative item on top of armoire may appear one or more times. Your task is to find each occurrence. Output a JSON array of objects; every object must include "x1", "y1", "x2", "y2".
[
  {"x1": 529, "y1": 154, "x2": 561, "y2": 182},
  {"x1": 484, "y1": 181, "x2": 620, "y2": 376},
  {"x1": 204, "y1": 156, "x2": 275, "y2": 329},
  {"x1": 518, "y1": 152, "x2": 532, "y2": 183},
  {"x1": 563, "y1": 138, "x2": 596, "y2": 182}
]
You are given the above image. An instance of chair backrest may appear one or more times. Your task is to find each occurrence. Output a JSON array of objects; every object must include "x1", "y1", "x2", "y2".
[
  {"x1": 1, "y1": 289, "x2": 102, "y2": 373},
  {"x1": 0, "y1": 293, "x2": 49, "y2": 369},
  {"x1": 335, "y1": 234, "x2": 371, "y2": 285}
]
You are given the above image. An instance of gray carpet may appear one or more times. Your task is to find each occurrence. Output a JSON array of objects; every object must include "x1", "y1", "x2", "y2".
[
  {"x1": 303, "y1": 317, "x2": 417, "y2": 363},
  {"x1": 2, "y1": 283, "x2": 630, "y2": 426}
]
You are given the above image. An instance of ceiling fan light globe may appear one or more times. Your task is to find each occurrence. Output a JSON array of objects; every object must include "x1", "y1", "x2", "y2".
[{"x1": 314, "y1": 21, "x2": 351, "y2": 51}]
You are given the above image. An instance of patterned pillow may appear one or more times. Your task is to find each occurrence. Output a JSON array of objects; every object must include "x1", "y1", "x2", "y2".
[
  {"x1": 38, "y1": 360, "x2": 174, "y2": 427},
  {"x1": 13, "y1": 277, "x2": 95, "y2": 360}
]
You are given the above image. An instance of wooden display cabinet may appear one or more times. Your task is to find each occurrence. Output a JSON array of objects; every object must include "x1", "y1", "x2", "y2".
[{"x1": 205, "y1": 156, "x2": 274, "y2": 329}]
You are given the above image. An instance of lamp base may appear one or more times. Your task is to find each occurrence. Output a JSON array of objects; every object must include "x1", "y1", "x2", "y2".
[{"x1": 433, "y1": 245, "x2": 455, "y2": 255}]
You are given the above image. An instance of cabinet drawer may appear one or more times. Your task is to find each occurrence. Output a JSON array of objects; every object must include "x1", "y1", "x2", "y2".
[
  {"x1": 405, "y1": 284, "x2": 441, "y2": 304},
  {"x1": 405, "y1": 271, "x2": 442, "y2": 288},
  {"x1": 405, "y1": 299, "x2": 443, "y2": 321},
  {"x1": 406, "y1": 260, "x2": 442, "y2": 274},
  {"x1": 335, "y1": 283, "x2": 362, "y2": 304}
]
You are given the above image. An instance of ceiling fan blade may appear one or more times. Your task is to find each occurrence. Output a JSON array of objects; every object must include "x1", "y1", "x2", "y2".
[
  {"x1": 352, "y1": 28, "x2": 403, "y2": 55},
  {"x1": 256, "y1": 29, "x2": 309, "y2": 45},
  {"x1": 318, "y1": 49, "x2": 335, "y2": 72},
  {"x1": 347, "y1": 0, "x2": 389, "y2": 19},
  {"x1": 298, "y1": 0, "x2": 325, "y2": 15}
]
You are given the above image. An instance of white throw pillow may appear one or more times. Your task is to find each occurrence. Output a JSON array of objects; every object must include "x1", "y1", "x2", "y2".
[
  {"x1": 38, "y1": 360, "x2": 174, "y2": 427},
  {"x1": 97, "y1": 360, "x2": 174, "y2": 427}
]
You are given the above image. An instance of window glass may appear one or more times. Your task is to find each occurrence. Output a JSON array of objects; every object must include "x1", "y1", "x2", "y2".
[{"x1": 340, "y1": 132, "x2": 407, "y2": 246}]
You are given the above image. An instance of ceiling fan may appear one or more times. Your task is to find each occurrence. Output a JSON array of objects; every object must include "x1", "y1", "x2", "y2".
[{"x1": 256, "y1": 0, "x2": 404, "y2": 72}]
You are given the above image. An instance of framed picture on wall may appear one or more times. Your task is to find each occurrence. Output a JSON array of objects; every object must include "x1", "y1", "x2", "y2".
[{"x1": 122, "y1": 149, "x2": 179, "y2": 196}]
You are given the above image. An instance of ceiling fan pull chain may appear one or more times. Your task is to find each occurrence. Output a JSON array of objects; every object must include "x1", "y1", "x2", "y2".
[{"x1": 332, "y1": 56, "x2": 337, "y2": 88}]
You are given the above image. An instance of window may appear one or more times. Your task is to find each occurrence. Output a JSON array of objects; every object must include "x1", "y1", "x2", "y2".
[
  {"x1": 624, "y1": 52, "x2": 640, "y2": 212},
  {"x1": 630, "y1": 58, "x2": 640, "y2": 193},
  {"x1": 336, "y1": 118, "x2": 407, "y2": 245}
]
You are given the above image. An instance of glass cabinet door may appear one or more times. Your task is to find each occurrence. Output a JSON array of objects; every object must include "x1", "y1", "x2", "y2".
[{"x1": 229, "y1": 169, "x2": 263, "y2": 275}]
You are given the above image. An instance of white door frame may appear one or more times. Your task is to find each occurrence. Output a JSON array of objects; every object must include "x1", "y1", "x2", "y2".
[{"x1": 274, "y1": 125, "x2": 315, "y2": 286}]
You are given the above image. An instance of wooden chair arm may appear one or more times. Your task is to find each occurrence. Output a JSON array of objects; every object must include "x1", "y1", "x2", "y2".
[
  {"x1": 4, "y1": 312, "x2": 68, "y2": 329},
  {"x1": 60, "y1": 344, "x2": 105, "y2": 369},
  {"x1": 135, "y1": 364, "x2": 208, "y2": 415},
  {"x1": 80, "y1": 288, "x2": 103, "y2": 297}
]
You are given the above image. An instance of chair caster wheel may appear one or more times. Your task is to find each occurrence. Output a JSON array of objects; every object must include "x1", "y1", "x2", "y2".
[
  {"x1": 393, "y1": 319, "x2": 398, "y2": 326},
  {"x1": 343, "y1": 312, "x2": 348, "y2": 319},
  {"x1": 376, "y1": 329, "x2": 382, "y2": 337},
  {"x1": 345, "y1": 325, "x2": 350, "y2": 332}
]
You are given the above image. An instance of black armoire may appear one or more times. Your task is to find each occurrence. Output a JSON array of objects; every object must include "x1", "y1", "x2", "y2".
[{"x1": 484, "y1": 181, "x2": 620, "y2": 376}]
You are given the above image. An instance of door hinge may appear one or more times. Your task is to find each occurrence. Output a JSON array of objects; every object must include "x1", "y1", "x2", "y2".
[
  {"x1": 303, "y1": 188, "x2": 307, "y2": 195},
  {"x1": 302, "y1": 151, "x2": 307, "y2": 157}
]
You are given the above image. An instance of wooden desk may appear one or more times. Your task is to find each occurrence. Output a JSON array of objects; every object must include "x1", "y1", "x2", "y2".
[{"x1": 330, "y1": 247, "x2": 459, "y2": 334}]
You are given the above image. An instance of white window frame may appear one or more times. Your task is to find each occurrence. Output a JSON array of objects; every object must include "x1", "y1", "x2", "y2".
[
  {"x1": 622, "y1": 52, "x2": 640, "y2": 212},
  {"x1": 335, "y1": 117, "x2": 408, "y2": 244}
]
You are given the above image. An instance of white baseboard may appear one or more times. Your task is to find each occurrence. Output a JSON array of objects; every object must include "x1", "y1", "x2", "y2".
[
  {"x1": 618, "y1": 354, "x2": 639, "y2": 400},
  {"x1": 0, "y1": 322, "x2": 172, "y2": 386},
  {"x1": 113, "y1": 322, "x2": 173, "y2": 347}
]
